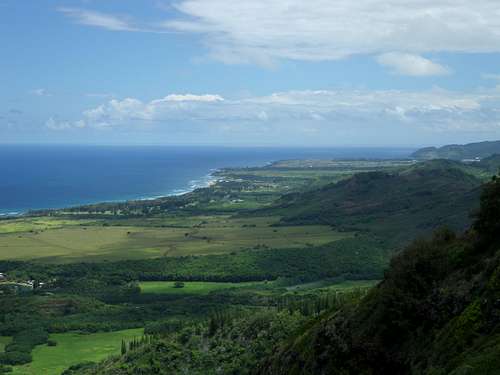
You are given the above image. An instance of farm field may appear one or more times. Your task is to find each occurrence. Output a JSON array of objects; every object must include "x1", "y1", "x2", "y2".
[
  {"x1": 10, "y1": 329, "x2": 143, "y2": 375},
  {"x1": 140, "y1": 280, "x2": 265, "y2": 295},
  {"x1": 0, "y1": 215, "x2": 351, "y2": 263},
  {"x1": 0, "y1": 218, "x2": 96, "y2": 234}
]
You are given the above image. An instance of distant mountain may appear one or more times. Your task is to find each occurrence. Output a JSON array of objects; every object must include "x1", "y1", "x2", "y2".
[{"x1": 411, "y1": 140, "x2": 500, "y2": 160}]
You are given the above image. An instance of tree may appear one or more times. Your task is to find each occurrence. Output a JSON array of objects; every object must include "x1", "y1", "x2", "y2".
[
  {"x1": 121, "y1": 340, "x2": 126, "y2": 355},
  {"x1": 474, "y1": 174, "x2": 500, "y2": 245},
  {"x1": 173, "y1": 281, "x2": 185, "y2": 289}
]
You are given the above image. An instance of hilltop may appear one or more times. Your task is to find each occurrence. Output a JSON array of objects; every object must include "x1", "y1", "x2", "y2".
[
  {"x1": 411, "y1": 140, "x2": 500, "y2": 161},
  {"x1": 255, "y1": 159, "x2": 484, "y2": 246}
]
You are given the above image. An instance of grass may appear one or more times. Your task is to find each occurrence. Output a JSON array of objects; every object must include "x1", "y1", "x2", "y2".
[
  {"x1": 140, "y1": 281, "x2": 264, "y2": 295},
  {"x1": 0, "y1": 336, "x2": 11, "y2": 352},
  {"x1": 323, "y1": 279, "x2": 379, "y2": 291},
  {"x1": 140, "y1": 280, "x2": 379, "y2": 297},
  {"x1": 0, "y1": 218, "x2": 96, "y2": 234},
  {"x1": 0, "y1": 215, "x2": 351, "y2": 263},
  {"x1": 285, "y1": 279, "x2": 379, "y2": 293},
  {"x1": 10, "y1": 328, "x2": 143, "y2": 375}
]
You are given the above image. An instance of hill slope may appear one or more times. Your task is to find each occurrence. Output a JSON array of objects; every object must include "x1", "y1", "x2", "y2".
[
  {"x1": 411, "y1": 140, "x2": 500, "y2": 160},
  {"x1": 259, "y1": 160, "x2": 482, "y2": 246},
  {"x1": 259, "y1": 175, "x2": 500, "y2": 375}
]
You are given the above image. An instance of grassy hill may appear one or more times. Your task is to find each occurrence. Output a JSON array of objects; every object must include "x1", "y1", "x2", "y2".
[
  {"x1": 258, "y1": 175, "x2": 500, "y2": 375},
  {"x1": 256, "y1": 160, "x2": 483, "y2": 246},
  {"x1": 411, "y1": 140, "x2": 500, "y2": 160}
]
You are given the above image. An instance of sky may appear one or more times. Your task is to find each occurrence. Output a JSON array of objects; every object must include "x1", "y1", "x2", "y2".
[{"x1": 2, "y1": 0, "x2": 500, "y2": 147}]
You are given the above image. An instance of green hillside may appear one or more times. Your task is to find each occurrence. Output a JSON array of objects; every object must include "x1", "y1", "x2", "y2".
[
  {"x1": 258, "y1": 175, "x2": 500, "y2": 375},
  {"x1": 257, "y1": 160, "x2": 483, "y2": 246}
]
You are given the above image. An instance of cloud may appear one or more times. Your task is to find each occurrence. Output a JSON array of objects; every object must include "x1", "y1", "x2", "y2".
[
  {"x1": 58, "y1": 7, "x2": 139, "y2": 32},
  {"x1": 482, "y1": 73, "x2": 500, "y2": 81},
  {"x1": 376, "y1": 53, "x2": 450, "y2": 76},
  {"x1": 159, "y1": 94, "x2": 224, "y2": 102},
  {"x1": 51, "y1": 89, "x2": 500, "y2": 136},
  {"x1": 45, "y1": 118, "x2": 72, "y2": 130},
  {"x1": 162, "y1": 0, "x2": 500, "y2": 65},
  {"x1": 85, "y1": 93, "x2": 115, "y2": 99},
  {"x1": 29, "y1": 88, "x2": 51, "y2": 96}
]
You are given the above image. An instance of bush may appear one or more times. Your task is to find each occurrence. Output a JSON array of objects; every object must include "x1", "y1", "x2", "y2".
[
  {"x1": 4, "y1": 343, "x2": 31, "y2": 353},
  {"x1": 0, "y1": 327, "x2": 49, "y2": 366},
  {"x1": 174, "y1": 281, "x2": 185, "y2": 289},
  {"x1": 0, "y1": 351, "x2": 32, "y2": 366},
  {"x1": 61, "y1": 361, "x2": 96, "y2": 375},
  {"x1": 47, "y1": 340, "x2": 57, "y2": 347}
]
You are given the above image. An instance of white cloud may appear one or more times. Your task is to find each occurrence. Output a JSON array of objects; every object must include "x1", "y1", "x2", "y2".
[
  {"x1": 376, "y1": 53, "x2": 450, "y2": 76},
  {"x1": 51, "y1": 89, "x2": 500, "y2": 136},
  {"x1": 29, "y1": 88, "x2": 51, "y2": 97},
  {"x1": 56, "y1": 1, "x2": 500, "y2": 73},
  {"x1": 162, "y1": 0, "x2": 500, "y2": 65},
  {"x1": 45, "y1": 118, "x2": 71, "y2": 130},
  {"x1": 157, "y1": 94, "x2": 224, "y2": 102},
  {"x1": 482, "y1": 73, "x2": 500, "y2": 81},
  {"x1": 58, "y1": 7, "x2": 139, "y2": 32}
]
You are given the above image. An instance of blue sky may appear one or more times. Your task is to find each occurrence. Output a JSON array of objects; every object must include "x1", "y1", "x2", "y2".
[{"x1": 2, "y1": 0, "x2": 500, "y2": 146}]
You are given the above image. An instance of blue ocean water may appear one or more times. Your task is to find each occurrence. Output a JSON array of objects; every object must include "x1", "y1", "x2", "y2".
[{"x1": 0, "y1": 145, "x2": 414, "y2": 215}]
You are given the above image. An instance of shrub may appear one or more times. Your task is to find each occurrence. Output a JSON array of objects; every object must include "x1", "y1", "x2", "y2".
[
  {"x1": 61, "y1": 361, "x2": 97, "y2": 375},
  {"x1": 0, "y1": 351, "x2": 32, "y2": 365},
  {"x1": 174, "y1": 281, "x2": 185, "y2": 289},
  {"x1": 4, "y1": 343, "x2": 31, "y2": 353}
]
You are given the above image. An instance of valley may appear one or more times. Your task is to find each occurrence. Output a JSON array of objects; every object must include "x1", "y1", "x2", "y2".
[{"x1": 0, "y1": 154, "x2": 499, "y2": 374}]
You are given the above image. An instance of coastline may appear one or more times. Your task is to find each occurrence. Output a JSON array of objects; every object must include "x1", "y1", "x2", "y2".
[
  {"x1": 0, "y1": 145, "x2": 415, "y2": 219},
  {"x1": 0, "y1": 169, "x2": 223, "y2": 218}
]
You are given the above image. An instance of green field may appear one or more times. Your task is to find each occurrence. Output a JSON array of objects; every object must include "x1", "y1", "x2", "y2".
[
  {"x1": 140, "y1": 281, "x2": 264, "y2": 295},
  {"x1": 10, "y1": 329, "x2": 143, "y2": 375},
  {"x1": 0, "y1": 215, "x2": 351, "y2": 263}
]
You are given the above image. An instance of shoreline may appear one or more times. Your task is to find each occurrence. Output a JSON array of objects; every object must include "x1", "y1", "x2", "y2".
[{"x1": 0, "y1": 170, "x2": 223, "y2": 218}]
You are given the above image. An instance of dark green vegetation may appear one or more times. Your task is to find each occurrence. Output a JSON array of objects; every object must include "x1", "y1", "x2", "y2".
[
  {"x1": 259, "y1": 174, "x2": 500, "y2": 375},
  {"x1": 412, "y1": 139, "x2": 500, "y2": 160},
  {"x1": 1, "y1": 156, "x2": 500, "y2": 374},
  {"x1": 60, "y1": 290, "x2": 371, "y2": 375}
]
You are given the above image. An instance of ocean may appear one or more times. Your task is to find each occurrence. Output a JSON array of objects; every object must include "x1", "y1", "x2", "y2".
[{"x1": 0, "y1": 145, "x2": 414, "y2": 215}]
